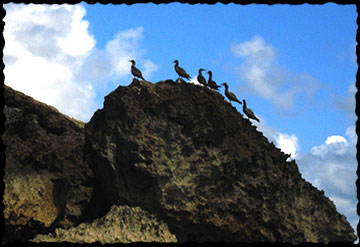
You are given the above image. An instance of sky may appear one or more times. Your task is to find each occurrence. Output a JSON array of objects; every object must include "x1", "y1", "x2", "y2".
[{"x1": 3, "y1": 3, "x2": 358, "y2": 239}]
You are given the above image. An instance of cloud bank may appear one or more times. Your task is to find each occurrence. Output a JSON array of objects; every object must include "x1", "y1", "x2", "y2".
[
  {"x1": 332, "y1": 82, "x2": 356, "y2": 120},
  {"x1": 231, "y1": 36, "x2": 319, "y2": 115},
  {"x1": 297, "y1": 125, "x2": 358, "y2": 232},
  {"x1": 4, "y1": 4, "x2": 157, "y2": 122},
  {"x1": 4, "y1": 4, "x2": 96, "y2": 121}
]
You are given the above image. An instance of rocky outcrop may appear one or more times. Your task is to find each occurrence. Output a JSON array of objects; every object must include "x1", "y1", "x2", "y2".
[
  {"x1": 2, "y1": 85, "x2": 100, "y2": 242},
  {"x1": 32, "y1": 205, "x2": 177, "y2": 243},
  {"x1": 3, "y1": 80, "x2": 356, "y2": 243},
  {"x1": 85, "y1": 79, "x2": 356, "y2": 243}
]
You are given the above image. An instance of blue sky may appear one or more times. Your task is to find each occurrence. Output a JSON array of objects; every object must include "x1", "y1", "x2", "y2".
[
  {"x1": 4, "y1": 3, "x2": 358, "y2": 239},
  {"x1": 82, "y1": 3, "x2": 356, "y2": 150}
]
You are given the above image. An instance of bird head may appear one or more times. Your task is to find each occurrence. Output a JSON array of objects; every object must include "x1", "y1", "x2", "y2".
[
  {"x1": 173, "y1": 60, "x2": 179, "y2": 64},
  {"x1": 242, "y1": 99, "x2": 246, "y2": 105},
  {"x1": 222, "y1": 82, "x2": 228, "y2": 87},
  {"x1": 207, "y1": 70, "x2": 212, "y2": 75},
  {"x1": 199, "y1": 68, "x2": 206, "y2": 72},
  {"x1": 129, "y1": 59, "x2": 135, "y2": 65}
]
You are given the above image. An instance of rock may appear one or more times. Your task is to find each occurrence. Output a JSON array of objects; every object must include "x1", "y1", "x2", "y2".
[
  {"x1": 85, "y1": 79, "x2": 356, "y2": 243},
  {"x1": 3, "y1": 168, "x2": 58, "y2": 241},
  {"x1": 3, "y1": 80, "x2": 356, "y2": 243},
  {"x1": 32, "y1": 205, "x2": 177, "y2": 243},
  {"x1": 2, "y1": 85, "x2": 103, "y2": 242}
]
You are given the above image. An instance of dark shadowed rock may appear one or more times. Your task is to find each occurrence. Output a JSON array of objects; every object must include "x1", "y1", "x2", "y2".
[
  {"x1": 85, "y1": 79, "x2": 356, "y2": 243},
  {"x1": 2, "y1": 85, "x2": 103, "y2": 242}
]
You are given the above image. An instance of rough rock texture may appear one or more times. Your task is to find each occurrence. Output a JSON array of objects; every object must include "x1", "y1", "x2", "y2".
[
  {"x1": 85, "y1": 79, "x2": 356, "y2": 243},
  {"x1": 3, "y1": 81, "x2": 356, "y2": 244},
  {"x1": 32, "y1": 205, "x2": 177, "y2": 243},
  {"x1": 2, "y1": 85, "x2": 101, "y2": 242},
  {"x1": 4, "y1": 168, "x2": 58, "y2": 230}
]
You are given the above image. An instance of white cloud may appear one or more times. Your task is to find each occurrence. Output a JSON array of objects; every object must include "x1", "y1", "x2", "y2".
[
  {"x1": 232, "y1": 36, "x2": 276, "y2": 100},
  {"x1": 142, "y1": 59, "x2": 159, "y2": 79},
  {"x1": 4, "y1": 4, "x2": 158, "y2": 122},
  {"x1": 4, "y1": 4, "x2": 96, "y2": 121},
  {"x1": 346, "y1": 125, "x2": 357, "y2": 145},
  {"x1": 276, "y1": 133, "x2": 299, "y2": 160},
  {"x1": 105, "y1": 26, "x2": 145, "y2": 78},
  {"x1": 325, "y1": 135, "x2": 347, "y2": 145},
  {"x1": 57, "y1": 6, "x2": 95, "y2": 56},
  {"x1": 232, "y1": 35, "x2": 275, "y2": 68},
  {"x1": 332, "y1": 82, "x2": 356, "y2": 119},
  {"x1": 297, "y1": 127, "x2": 358, "y2": 234},
  {"x1": 348, "y1": 82, "x2": 356, "y2": 94},
  {"x1": 310, "y1": 135, "x2": 349, "y2": 158},
  {"x1": 86, "y1": 26, "x2": 158, "y2": 86},
  {"x1": 256, "y1": 118, "x2": 299, "y2": 160},
  {"x1": 330, "y1": 195, "x2": 354, "y2": 216},
  {"x1": 81, "y1": 48, "x2": 113, "y2": 83},
  {"x1": 231, "y1": 36, "x2": 319, "y2": 115}
]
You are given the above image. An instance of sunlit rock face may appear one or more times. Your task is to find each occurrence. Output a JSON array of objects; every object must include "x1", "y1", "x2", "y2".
[
  {"x1": 3, "y1": 85, "x2": 99, "y2": 242},
  {"x1": 85, "y1": 79, "x2": 356, "y2": 243},
  {"x1": 32, "y1": 205, "x2": 177, "y2": 243}
]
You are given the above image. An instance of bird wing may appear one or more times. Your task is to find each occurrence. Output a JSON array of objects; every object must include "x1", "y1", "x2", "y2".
[
  {"x1": 228, "y1": 92, "x2": 238, "y2": 100},
  {"x1": 132, "y1": 67, "x2": 144, "y2": 79},
  {"x1": 247, "y1": 108, "x2": 255, "y2": 117},
  {"x1": 177, "y1": 66, "x2": 190, "y2": 78},
  {"x1": 245, "y1": 108, "x2": 258, "y2": 120},
  {"x1": 210, "y1": 80, "x2": 220, "y2": 89},
  {"x1": 198, "y1": 75, "x2": 206, "y2": 84}
]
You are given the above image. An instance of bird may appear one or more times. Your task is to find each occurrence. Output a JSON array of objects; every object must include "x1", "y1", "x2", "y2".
[
  {"x1": 222, "y1": 82, "x2": 242, "y2": 105},
  {"x1": 242, "y1": 99, "x2": 260, "y2": 122},
  {"x1": 197, "y1": 68, "x2": 207, "y2": 86},
  {"x1": 207, "y1": 71, "x2": 220, "y2": 90},
  {"x1": 173, "y1": 60, "x2": 191, "y2": 81},
  {"x1": 129, "y1": 60, "x2": 145, "y2": 80}
]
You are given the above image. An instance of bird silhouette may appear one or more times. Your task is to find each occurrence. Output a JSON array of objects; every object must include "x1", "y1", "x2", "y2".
[
  {"x1": 207, "y1": 71, "x2": 220, "y2": 90},
  {"x1": 197, "y1": 68, "x2": 207, "y2": 86},
  {"x1": 129, "y1": 60, "x2": 145, "y2": 80},
  {"x1": 243, "y1": 99, "x2": 260, "y2": 122},
  {"x1": 222, "y1": 82, "x2": 242, "y2": 105},
  {"x1": 173, "y1": 60, "x2": 191, "y2": 81}
]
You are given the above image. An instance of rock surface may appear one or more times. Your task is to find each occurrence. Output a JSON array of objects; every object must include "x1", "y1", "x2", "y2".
[
  {"x1": 3, "y1": 81, "x2": 356, "y2": 243},
  {"x1": 32, "y1": 205, "x2": 177, "y2": 243},
  {"x1": 2, "y1": 85, "x2": 100, "y2": 242},
  {"x1": 85, "y1": 79, "x2": 356, "y2": 243}
]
